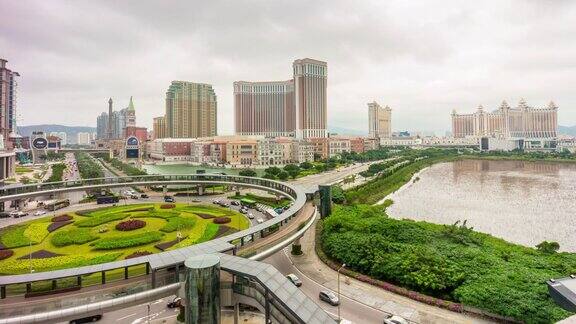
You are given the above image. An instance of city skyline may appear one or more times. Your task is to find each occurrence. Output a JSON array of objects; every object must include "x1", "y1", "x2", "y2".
[{"x1": 2, "y1": 1, "x2": 576, "y2": 135}]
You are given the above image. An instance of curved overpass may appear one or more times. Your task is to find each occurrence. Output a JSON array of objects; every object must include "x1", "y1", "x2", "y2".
[{"x1": 0, "y1": 175, "x2": 308, "y2": 293}]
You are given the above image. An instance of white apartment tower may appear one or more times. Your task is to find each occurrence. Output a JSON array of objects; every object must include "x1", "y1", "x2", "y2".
[{"x1": 367, "y1": 101, "x2": 392, "y2": 139}]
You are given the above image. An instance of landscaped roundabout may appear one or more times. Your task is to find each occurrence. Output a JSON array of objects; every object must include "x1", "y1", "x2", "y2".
[{"x1": 0, "y1": 203, "x2": 250, "y2": 275}]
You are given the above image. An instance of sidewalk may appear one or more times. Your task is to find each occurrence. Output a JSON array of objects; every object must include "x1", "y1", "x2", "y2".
[{"x1": 288, "y1": 219, "x2": 495, "y2": 324}]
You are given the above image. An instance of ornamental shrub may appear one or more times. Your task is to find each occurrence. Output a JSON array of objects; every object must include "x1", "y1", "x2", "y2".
[
  {"x1": 115, "y1": 219, "x2": 146, "y2": 231},
  {"x1": 51, "y1": 228, "x2": 99, "y2": 247},
  {"x1": 213, "y1": 217, "x2": 231, "y2": 224},
  {"x1": 160, "y1": 217, "x2": 197, "y2": 233},
  {"x1": 51, "y1": 214, "x2": 73, "y2": 222},
  {"x1": 160, "y1": 204, "x2": 175, "y2": 209},
  {"x1": 92, "y1": 232, "x2": 164, "y2": 250},
  {"x1": 0, "y1": 249, "x2": 14, "y2": 260}
]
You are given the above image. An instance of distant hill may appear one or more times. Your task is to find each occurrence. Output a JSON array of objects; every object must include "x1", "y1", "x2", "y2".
[
  {"x1": 17, "y1": 124, "x2": 96, "y2": 144},
  {"x1": 559, "y1": 125, "x2": 576, "y2": 136}
]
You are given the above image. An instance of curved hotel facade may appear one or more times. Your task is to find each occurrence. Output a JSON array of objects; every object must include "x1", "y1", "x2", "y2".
[
  {"x1": 452, "y1": 99, "x2": 558, "y2": 151},
  {"x1": 452, "y1": 99, "x2": 558, "y2": 139},
  {"x1": 234, "y1": 58, "x2": 327, "y2": 139}
]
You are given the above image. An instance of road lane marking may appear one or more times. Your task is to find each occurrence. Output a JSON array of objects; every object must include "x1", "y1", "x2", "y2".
[{"x1": 116, "y1": 312, "x2": 137, "y2": 321}]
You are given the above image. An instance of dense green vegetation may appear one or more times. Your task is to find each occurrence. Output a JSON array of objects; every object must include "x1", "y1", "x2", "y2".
[
  {"x1": 45, "y1": 163, "x2": 66, "y2": 182},
  {"x1": 321, "y1": 205, "x2": 575, "y2": 323},
  {"x1": 51, "y1": 228, "x2": 98, "y2": 247},
  {"x1": 94, "y1": 153, "x2": 147, "y2": 176},
  {"x1": 42, "y1": 151, "x2": 65, "y2": 161},
  {"x1": 75, "y1": 152, "x2": 105, "y2": 179},
  {"x1": 160, "y1": 217, "x2": 197, "y2": 232},
  {"x1": 92, "y1": 231, "x2": 165, "y2": 250}
]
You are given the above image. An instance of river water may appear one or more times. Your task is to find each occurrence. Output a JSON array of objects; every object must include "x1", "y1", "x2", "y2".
[{"x1": 386, "y1": 159, "x2": 576, "y2": 252}]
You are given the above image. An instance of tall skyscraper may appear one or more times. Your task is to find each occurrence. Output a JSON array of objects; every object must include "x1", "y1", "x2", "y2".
[
  {"x1": 234, "y1": 80, "x2": 295, "y2": 137},
  {"x1": 165, "y1": 81, "x2": 217, "y2": 138},
  {"x1": 153, "y1": 116, "x2": 166, "y2": 139},
  {"x1": 96, "y1": 112, "x2": 109, "y2": 140},
  {"x1": 107, "y1": 98, "x2": 113, "y2": 139},
  {"x1": 233, "y1": 58, "x2": 327, "y2": 139},
  {"x1": 293, "y1": 58, "x2": 327, "y2": 139},
  {"x1": 0, "y1": 58, "x2": 18, "y2": 184},
  {"x1": 367, "y1": 101, "x2": 392, "y2": 139},
  {"x1": 0, "y1": 59, "x2": 19, "y2": 148}
]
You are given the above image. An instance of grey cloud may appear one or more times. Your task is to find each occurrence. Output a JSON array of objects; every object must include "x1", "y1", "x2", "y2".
[{"x1": 1, "y1": 0, "x2": 575, "y2": 134}]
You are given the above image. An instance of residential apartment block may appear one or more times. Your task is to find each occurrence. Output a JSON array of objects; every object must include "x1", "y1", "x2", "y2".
[{"x1": 164, "y1": 81, "x2": 217, "y2": 138}]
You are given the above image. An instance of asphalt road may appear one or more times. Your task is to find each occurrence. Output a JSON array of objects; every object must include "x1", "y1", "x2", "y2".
[{"x1": 266, "y1": 248, "x2": 386, "y2": 324}]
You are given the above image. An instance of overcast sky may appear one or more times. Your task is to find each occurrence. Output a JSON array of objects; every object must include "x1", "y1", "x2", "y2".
[{"x1": 2, "y1": 0, "x2": 575, "y2": 135}]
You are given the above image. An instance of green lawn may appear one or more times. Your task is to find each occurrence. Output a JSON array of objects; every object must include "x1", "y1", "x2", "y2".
[{"x1": 0, "y1": 203, "x2": 249, "y2": 275}]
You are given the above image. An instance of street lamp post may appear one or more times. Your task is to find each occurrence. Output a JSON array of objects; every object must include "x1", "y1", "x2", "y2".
[{"x1": 337, "y1": 263, "x2": 346, "y2": 323}]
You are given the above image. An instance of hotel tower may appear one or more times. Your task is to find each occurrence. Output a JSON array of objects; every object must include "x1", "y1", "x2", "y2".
[
  {"x1": 234, "y1": 58, "x2": 327, "y2": 139},
  {"x1": 165, "y1": 81, "x2": 217, "y2": 138}
]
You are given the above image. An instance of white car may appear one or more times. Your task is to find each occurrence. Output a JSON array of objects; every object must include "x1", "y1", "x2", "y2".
[
  {"x1": 383, "y1": 315, "x2": 408, "y2": 324},
  {"x1": 256, "y1": 218, "x2": 264, "y2": 224},
  {"x1": 33, "y1": 210, "x2": 46, "y2": 216},
  {"x1": 247, "y1": 213, "x2": 254, "y2": 219}
]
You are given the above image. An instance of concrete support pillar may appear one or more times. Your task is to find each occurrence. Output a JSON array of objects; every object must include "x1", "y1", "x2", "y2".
[
  {"x1": 198, "y1": 185, "x2": 204, "y2": 196},
  {"x1": 26, "y1": 283, "x2": 31, "y2": 294},
  {"x1": 162, "y1": 185, "x2": 168, "y2": 195},
  {"x1": 0, "y1": 201, "x2": 4, "y2": 212},
  {"x1": 146, "y1": 263, "x2": 150, "y2": 275},
  {"x1": 0, "y1": 285, "x2": 5, "y2": 299},
  {"x1": 240, "y1": 237, "x2": 244, "y2": 246},
  {"x1": 124, "y1": 267, "x2": 129, "y2": 279},
  {"x1": 184, "y1": 255, "x2": 221, "y2": 324},
  {"x1": 101, "y1": 271, "x2": 106, "y2": 284},
  {"x1": 52, "y1": 280, "x2": 57, "y2": 290},
  {"x1": 151, "y1": 269, "x2": 157, "y2": 288},
  {"x1": 265, "y1": 290, "x2": 271, "y2": 323},
  {"x1": 233, "y1": 302, "x2": 240, "y2": 324},
  {"x1": 77, "y1": 276, "x2": 82, "y2": 287}
]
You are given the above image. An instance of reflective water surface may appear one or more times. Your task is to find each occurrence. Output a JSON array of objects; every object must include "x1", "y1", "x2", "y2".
[{"x1": 387, "y1": 159, "x2": 576, "y2": 251}]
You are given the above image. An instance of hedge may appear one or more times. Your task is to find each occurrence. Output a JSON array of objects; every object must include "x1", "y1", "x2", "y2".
[
  {"x1": 160, "y1": 217, "x2": 197, "y2": 233},
  {"x1": 51, "y1": 228, "x2": 99, "y2": 247},
  {"x1": 92, "y1": 232, "x2": 164, "y2": 250},
  {"x1": 76, "y1": 213, "x2": 128, "y2": 227},
  {"x1": 0, "y1": 253, "x2": 121, "y2": 274}
]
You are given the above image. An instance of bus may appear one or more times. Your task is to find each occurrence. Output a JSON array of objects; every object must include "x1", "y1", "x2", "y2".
[
  {"x1": 44, "y1": 199, "x2": 71, "y2": 211},
  {"x1": 97, "y1": 196, "x2": 119, "y2": 204}
]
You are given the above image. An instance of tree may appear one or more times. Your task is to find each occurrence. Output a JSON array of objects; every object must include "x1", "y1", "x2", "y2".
[
  {"x1": 284, "y1": 164, "x2": 301, "y2": 179},
  {"x1": 277, "y1": 171, "x2": 289, "y2": 181},
  {"x1": 239, "y1": 169, "x2": 257, "y2": 177},
  {"x1": 536, "y1": 241, "x2": 560, "y2": 254},
  {"x1": 262, "y1": 173, "x2": 276, "y2": 180},
  {"x1": 264, "y1": 166, "x2": 281, "y2": 175},
  {"x1": 300, "y1": 161, "x2": 313, "y2": 170}
]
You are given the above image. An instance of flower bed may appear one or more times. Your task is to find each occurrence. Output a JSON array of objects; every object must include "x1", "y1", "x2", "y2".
[
  {"x1": 51, "y1": 215, "x2": 73, "y2": 222},
  {"x1": 76, "y1": 213, "x2": 128, "y2": 227},
  {"x1": 48, "y1": 221, "x2": 73, "y2": 232},
  {"x1": 115, "y1": 219, "x2": 146, "y2": 231},
  {"x1": 160, "y1": 217, "x2": 196, "y2": 233},
  {"x1": 213, "y1": 217, "x2": 231, "y2": 224},
  {"x1": 155, "y1": 238, "x2": 183, "y2": 251},
  {"x1": 24, "y1": 223, "x2": 50, "y2": 244},
  {"x1": 160, "y1": 204, "x2": 175, "y2": 209},
  {"x1": 0, "y1": 249, "x2": 14, "y2": 260},
  {"x1": 18, "y1": 249, "x2": 63, "y2": 260},
  {"x1": 196, "y1": 213, "x2": 216, "y2": 219},
  {"x1": 92, "y1": 231, "x2": 164, "y2": 250},
  {"x1": 51, "y1": 228, "x2": 99, "y2": 247},
  {"x1": 0, "y1": 253, "x2": 121, "y2": 274},
  {"x1": 125, "y1": 251, "x2": 152, "y2": 259}
]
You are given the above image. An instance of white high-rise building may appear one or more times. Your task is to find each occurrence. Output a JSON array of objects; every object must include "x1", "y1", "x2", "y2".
[
  {"x1": 367, "y1": 101, "x2": 392, "y2": 139},
  {"x1": 77, "y1": 132, "x2": 92, "y2": 145}
]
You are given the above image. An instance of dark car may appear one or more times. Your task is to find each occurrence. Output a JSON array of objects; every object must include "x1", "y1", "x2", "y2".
[
  {"x1": 167, "y1": 297, "x2": 182, "y2": 308},
  {"x1": 164, "y1": 196, "x2": 175, "y2": 203},
  {"x1": 69, "y1": 314, "x2": 102, "y2": 323},
  {"x1": 0, "y1": 212, "x2": 10, "y2": 218},
  {"x1": 319, "y1": 291, "x2": 339, "y2": 306},
  {"x1": 140, "y1": 194, "x2": 149, "y2": 198},
  {"x1": 230, "y1": 200, "x2": 240, "y2": 206}
]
